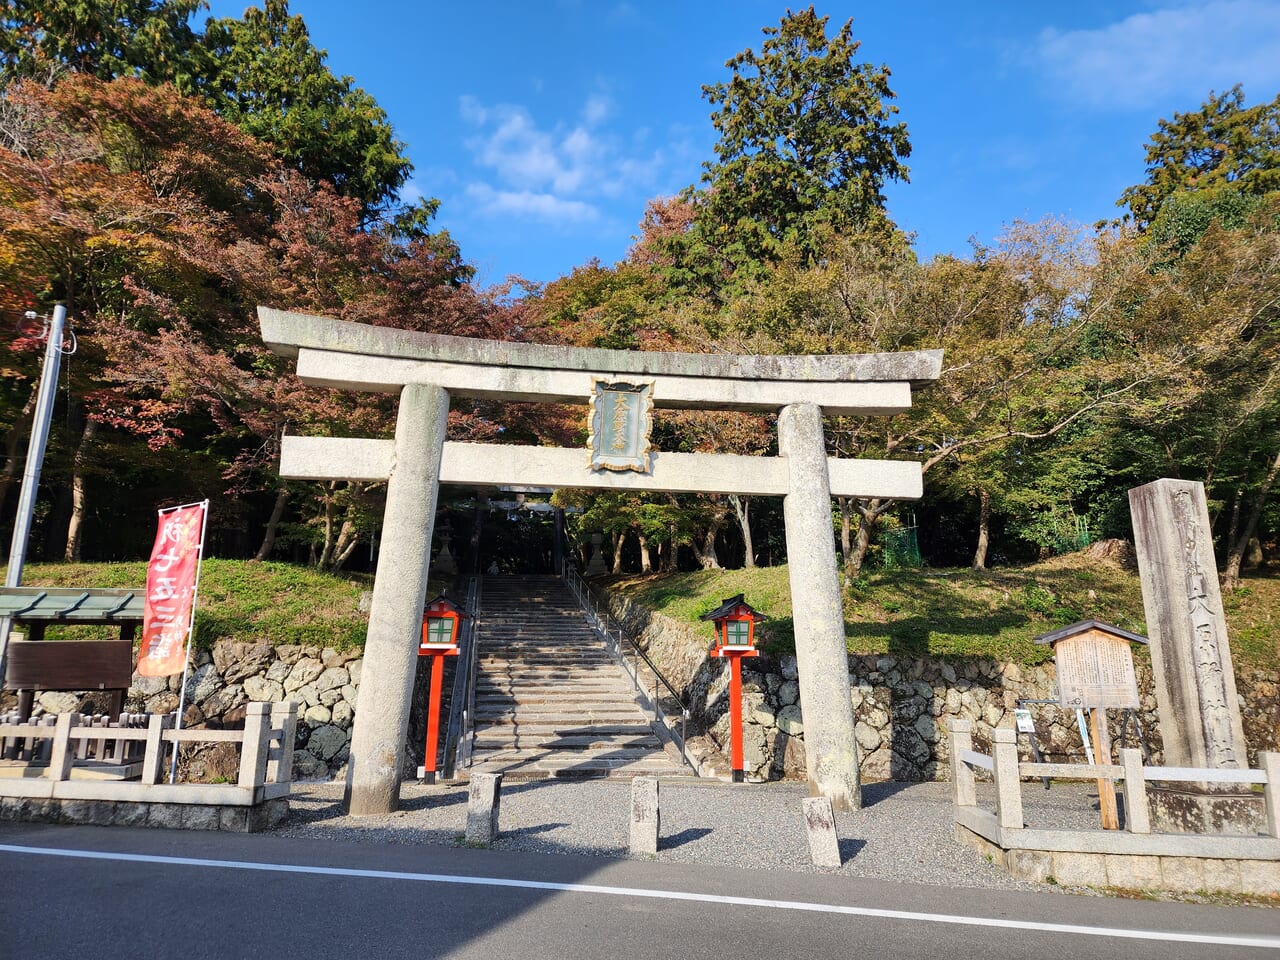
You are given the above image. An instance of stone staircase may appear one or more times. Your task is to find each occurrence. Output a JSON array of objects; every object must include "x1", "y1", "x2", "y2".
[{"x1": 468, "y1": 575, "x2": 691, "y2": 780}]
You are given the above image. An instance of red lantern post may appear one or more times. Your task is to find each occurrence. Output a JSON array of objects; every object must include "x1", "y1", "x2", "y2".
[
  {"x1": 701, "y1": 595, "x2": 767, "y2": 783},
  {"x1": 418, "y1": 595, "x2": 464, "y2": 784}
]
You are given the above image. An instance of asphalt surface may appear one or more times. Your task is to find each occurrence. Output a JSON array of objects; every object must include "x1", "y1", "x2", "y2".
[{"x1": 2, "y1": 821, "x2": 1277, "y2": 960}]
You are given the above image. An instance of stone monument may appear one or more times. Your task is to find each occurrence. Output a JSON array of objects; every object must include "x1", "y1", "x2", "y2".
[{"x1": 1128, "y1": 479, "x2": 1262, "y2": 834}]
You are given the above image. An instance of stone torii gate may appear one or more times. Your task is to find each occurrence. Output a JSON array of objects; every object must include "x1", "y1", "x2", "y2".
[{"x1": 258, "y1": 306, "x2": 942, "y2": 815}]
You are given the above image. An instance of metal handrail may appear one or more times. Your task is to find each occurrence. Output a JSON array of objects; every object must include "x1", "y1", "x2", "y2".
[
  {"x1": 562, "y1": 564, "x2": 692, "y2": 770},
  {"x1": 440, "y1": 575, "x2": 481, "y2": 779}
]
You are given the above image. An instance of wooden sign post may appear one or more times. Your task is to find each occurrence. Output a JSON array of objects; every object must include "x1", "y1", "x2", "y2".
[{"x1": 1035, "y1": 620, "x2": 1148, "y2": 831}]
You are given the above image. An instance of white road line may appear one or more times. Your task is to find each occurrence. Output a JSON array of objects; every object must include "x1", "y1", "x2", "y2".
[{"x1": 2, "y1": 843, "x2": 1276, "y2": 949}]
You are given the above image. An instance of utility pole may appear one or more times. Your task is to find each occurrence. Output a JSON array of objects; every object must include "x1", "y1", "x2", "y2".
[{"x1": 0, "y1": 304, "x2": 69, "y2": 675}]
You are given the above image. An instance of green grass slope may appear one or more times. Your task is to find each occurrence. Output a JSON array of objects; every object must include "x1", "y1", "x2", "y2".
[
  {"x1": 9, "y1": 560, "x2": 374, "y2": 650},
  {"x1": 611, "y1": 557, "x2": 1279, "y2": 672}
]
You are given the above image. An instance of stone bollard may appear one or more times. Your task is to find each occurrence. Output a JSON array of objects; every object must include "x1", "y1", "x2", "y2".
[
  {"x1": 801, "y1": 796, "x2": 841, "y2": 867},
  {"x1": 466, "y1": 773, "x2": 502, "y2": 845},
  {"x1": 630, "y1": 777, "x2": 660, "y2": 856}
]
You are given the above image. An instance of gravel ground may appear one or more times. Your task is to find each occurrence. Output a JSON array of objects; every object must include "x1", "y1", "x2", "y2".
[{"x1": 272, "y1": 777, "x2": 1113, "y2": 893}]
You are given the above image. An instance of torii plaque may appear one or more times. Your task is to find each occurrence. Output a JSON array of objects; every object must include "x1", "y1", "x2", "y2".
[{"x1": 258, "y1": 306, "x2": 942, "y2": 815}]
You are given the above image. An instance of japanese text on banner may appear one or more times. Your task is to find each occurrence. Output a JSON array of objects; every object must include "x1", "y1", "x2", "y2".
[{"x1": 137, "y1": 503, "x2": 205, "y2": 677}]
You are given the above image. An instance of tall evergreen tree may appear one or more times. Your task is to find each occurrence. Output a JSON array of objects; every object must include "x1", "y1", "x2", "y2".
[
  {"x1": 178, "y1": 0, "x2": 410, "y2": 214},
  {"x1": 1118, "y1": 85, "x2": 1280, "y2": 229},
  {"x1": 688, "y1": 6, "x2": 910, "y2": 283}
]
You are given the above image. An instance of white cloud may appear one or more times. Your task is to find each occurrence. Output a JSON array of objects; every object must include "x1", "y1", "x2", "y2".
[
  {"x1": 458, "y1": 93, "x2": 670, "y2": 223},
  {"x1": 1035, "y1": 1, "x2": 1280, "y2": 110},
  {"x1": 465, "y1": 183, "x2": 599, "y2": 224},
  {"x1": 583, "y1": 94, "x2": 612, "y2": 125}
]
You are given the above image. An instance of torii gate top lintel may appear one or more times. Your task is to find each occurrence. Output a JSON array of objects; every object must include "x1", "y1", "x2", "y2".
[{"x1": 258, "y1": 306, "x2": 943, "y2": 390}]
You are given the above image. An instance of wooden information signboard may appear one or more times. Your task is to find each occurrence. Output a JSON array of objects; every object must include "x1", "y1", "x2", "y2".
[
  {"x1": 1054, "y1": 632, "x2": 1141, "y2": 709},
  {"x1": 1035, "y1": 620, "x2": 1149, "y2": 831}
]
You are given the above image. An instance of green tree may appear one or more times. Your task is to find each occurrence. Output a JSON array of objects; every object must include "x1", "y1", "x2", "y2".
[
  {"x1": 686, "y1": 6, "x2": 910, "y2": 286},
  {"x1": 178, "y1": 0, "x2": 410, "y2": 212},
  {"x1": 1118, "y1": 85, "x2": 1280, "y2": 229},
  {"x1": 0, "y1": 0, "x2": 201, "y2": 83}
]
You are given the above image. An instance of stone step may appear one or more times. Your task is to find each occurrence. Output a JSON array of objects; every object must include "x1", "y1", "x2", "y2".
[
  {"x1": 472, "y1": 722, "x2": 655, "y2": 736},
  {"x1": 468, "y1": 574, "x2": 691, "y2": 781},
  {"x1": 472, "y1": 745, "x2": 673, "y2": 762},
  {"x1": 474, "y1": 696, "x2": 633, "y2": 705},
  {"x1": 473, "y1": 700, "x2": 639, "y2": 712},
  {"x1": 474, "y1": 680, "x2": 629, "y2": 690},
  {"x1": 473, "y1": 706, "x2": 645, "y2": 721},
  {"x1": 472, "y1": 734, "x2": 663, "y2": 750}
]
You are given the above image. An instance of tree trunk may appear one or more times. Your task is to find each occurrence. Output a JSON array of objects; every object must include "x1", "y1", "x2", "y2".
[
  {"x1": 728, "y1": 494, "x2": 755, "y2": 568},
  {"x1": 837, "y1": 497, "x2": 854, "y2": 564},
  {"x1": 972, "y1": 487, "x2": 991, "y2": 571},
  {"x1": 63, "y1": 418, "x2": 99, "y2": 562},
  {"x1": 316, "y1": 482, "x2": 338, "y2": 568},
  {"x1": 1223, "y1": 447, "x2": 1280, "y2": 589},
  {"x1": 330, "y1": 519, "x2": 361, "y2": 572},
  {"x1": 611, "y1": 530, "x2": 626, "y2": 574},
  {"x1": 638, "y1": 533, "x2": 652, "y2": 573},
  {"x1": 661, "y1": 526, "x2": 677, "y2": 573},
  {"x1": 253, "y1": 486, "x2": 289, "y2": 561},
  {"x1": 327, "y1": 484, "x2": 365, "y2": 572},
  {"x1": 845, "y1": 497, "x2": 884, "y2": 579},
  {"x1": 690, "y1": 521, "x2": 722, "y2": 570}
]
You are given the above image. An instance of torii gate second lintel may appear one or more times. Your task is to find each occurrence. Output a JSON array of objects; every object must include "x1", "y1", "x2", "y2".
[{"x1": 256, "y1": 307, "x2": 942, "y2": 817}]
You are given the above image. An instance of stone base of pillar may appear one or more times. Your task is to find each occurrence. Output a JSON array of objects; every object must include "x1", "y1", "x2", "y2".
[{"x1": 1148, "y1": 785, "x2": 1264, "y2": 835}]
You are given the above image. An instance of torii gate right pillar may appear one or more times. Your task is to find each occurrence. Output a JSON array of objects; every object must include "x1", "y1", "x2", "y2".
[{"x1": 779, "y1": 402, "x2": 861, "y2": 811}]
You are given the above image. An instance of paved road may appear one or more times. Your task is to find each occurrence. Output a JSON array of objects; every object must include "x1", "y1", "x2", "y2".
[{"x1": 2, "y1": 823, "x2": 1276, "y2": 960}]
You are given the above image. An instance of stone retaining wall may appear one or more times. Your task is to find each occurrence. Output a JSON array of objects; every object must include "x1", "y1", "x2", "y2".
[
  {"x1": 11, "y1": 585, "x2": 1276, "y2": 786},
  {"x1": 601, "y1": 589, "x2": 1280, "y2": 783},
  {"x1": 10, "y1": 641, "x2": 365, "y2": 781}
]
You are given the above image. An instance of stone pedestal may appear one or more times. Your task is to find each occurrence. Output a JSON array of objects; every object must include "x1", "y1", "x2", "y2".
[
  {"x1": 584, "y1": 533, "x2": 608, "y2": 576},
  {"x1": 778, "y1": 402, "x2": 861, "y2": 812},
  {"x1": 344, "y1": 383, "x2": 448, "y2": 816},
  {"x1": 1129, "y1": 479, "x2": 1261, "y2": 834},
  {"x1": 1147, "y1": 786, "x2": 1263, "y2": 835},
  {"x1": 433, "y1": 533, "x2": 457, "y2": 577}
]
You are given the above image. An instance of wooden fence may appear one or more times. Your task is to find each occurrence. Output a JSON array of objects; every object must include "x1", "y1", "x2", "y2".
[{"x1": 0, "y1": 701, "x2": 296, "y2": 806}]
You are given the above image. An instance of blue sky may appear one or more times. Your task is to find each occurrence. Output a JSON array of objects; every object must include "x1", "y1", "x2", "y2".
[{"x1": 208, "y1": 1, "x2": 1280, "y2": 288}]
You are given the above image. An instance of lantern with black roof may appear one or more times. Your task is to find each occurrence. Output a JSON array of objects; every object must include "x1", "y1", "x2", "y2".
[
  {"x1": 418, "y1": 594, "x2": 468, "y2": 783},
  {"x1": 701, "y1": 595, "x2": 767, "y2": 781},
  {"x1": 702, "y1": 594, "x2": 766, "y2": 655}
]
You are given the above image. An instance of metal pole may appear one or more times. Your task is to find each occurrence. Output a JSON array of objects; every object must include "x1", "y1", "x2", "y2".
[{"x1": 1, "y1": 305, "x2": 68, "y2": 675}]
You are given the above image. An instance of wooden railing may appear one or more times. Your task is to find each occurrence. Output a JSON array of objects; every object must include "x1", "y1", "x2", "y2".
[
  {"x1": 949, "y1": 719, "x2": 1280, "y2": 839},
  {"x1": 0, "y1": 701, "x2": 296, "y2": 806}
]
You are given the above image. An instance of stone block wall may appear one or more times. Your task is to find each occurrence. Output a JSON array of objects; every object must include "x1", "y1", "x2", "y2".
[
  {"x1": 11, "y1": 640, "x2": 364, "y2": 781},
  {"x1": 601, "y1": 588, "x2": 1280, "y2": 783},
  {"x1": 10, "y1": 586, "x2": 1276, "y2": 786}
]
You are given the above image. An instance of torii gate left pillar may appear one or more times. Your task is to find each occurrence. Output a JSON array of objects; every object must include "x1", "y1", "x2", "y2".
[{"x1": 344, "y1": 382, "x2": 448, "y2": 815}]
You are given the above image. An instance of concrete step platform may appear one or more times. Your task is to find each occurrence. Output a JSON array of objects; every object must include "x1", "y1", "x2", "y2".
[{"x1": 469, "y1": 756, "x2": 691, "y2": 780}]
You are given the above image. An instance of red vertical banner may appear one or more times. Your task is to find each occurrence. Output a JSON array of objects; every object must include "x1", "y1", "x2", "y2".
[{"x1": 138, "y1": 503, "x2": 207, "y2": 677}]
